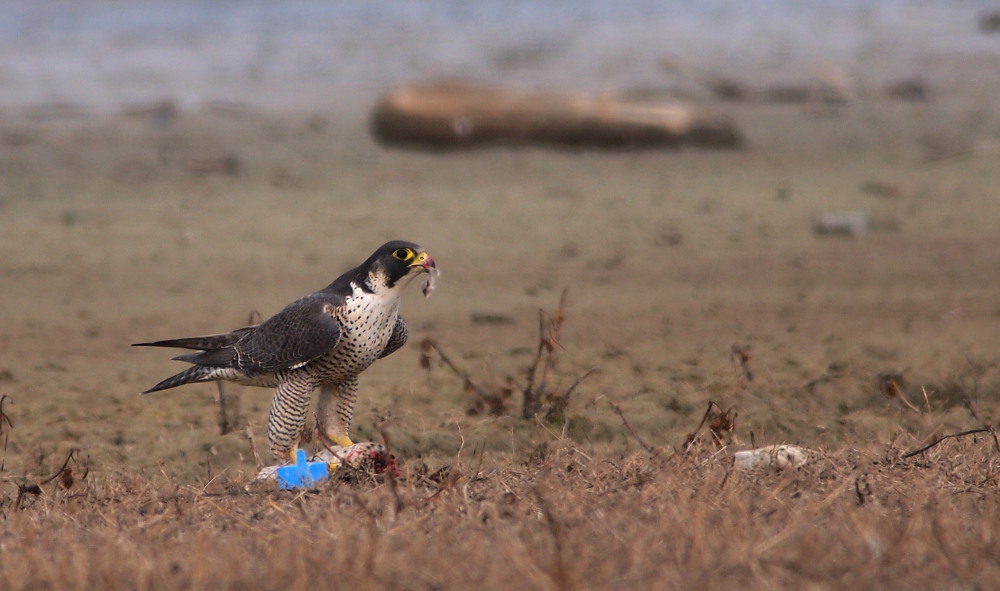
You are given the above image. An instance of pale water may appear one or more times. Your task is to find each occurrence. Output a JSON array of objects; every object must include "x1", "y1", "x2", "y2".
[{"x1": 0, "y1": 1, "x2": 997, "y2": 113}]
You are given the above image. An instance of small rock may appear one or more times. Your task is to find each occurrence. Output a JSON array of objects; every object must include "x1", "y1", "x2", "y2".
[
  {"x1": 733, "y1": 444, "x2": 811, "y2": 471},
  {"x1": 204, "y1": 100, "x2": 256, "y2": 117},
  {"x1": 860, "y1": 180, "x2": 905, "y2": 199},
  {"x1": 885, "y1": 78, "x2": 929, "y2": 102},
  {"x1": 471, "y1": 312, "x2": 516, "y2": 325},
  {"x1": 814, "y1": 212, "x2": 869, "y2": 237},
  {"x1": 763, "y1": 85, "x2": 812, "y2": 103},
  {"x1": 123, "y1": 100, "x2": 178, "y2": 125},
  {"x1": 185, "y1": 155, "x2": 240, "y2": 176}
]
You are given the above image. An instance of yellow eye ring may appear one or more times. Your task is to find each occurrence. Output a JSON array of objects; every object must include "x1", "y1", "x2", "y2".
[{"x1": 393, "y1": 248, "x2": 413, "y2": 261}]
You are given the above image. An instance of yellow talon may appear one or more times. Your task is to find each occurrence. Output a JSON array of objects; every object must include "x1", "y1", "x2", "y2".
[{"x1": 330, "y1": 435, "x2": 354, "y2": 447}]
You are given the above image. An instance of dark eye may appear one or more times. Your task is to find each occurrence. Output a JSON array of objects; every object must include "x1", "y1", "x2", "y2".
[{"x1": 393, "y1": 248, "x2": 413, "y2": 261}]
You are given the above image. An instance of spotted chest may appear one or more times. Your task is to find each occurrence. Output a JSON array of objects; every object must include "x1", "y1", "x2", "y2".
[{"x1": 308, "y1": 288, "x2": 401, "y2": 384}]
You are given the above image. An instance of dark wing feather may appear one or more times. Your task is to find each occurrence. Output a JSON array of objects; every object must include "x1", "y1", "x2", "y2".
[
  {"x1": 133, "y1": 327, "x2": 256, "y2": 351},
  {"x1": 378, "y1": 317, "x2": 408, "y2": 359},
  {"x1": 231, "y1": 295, "x2": 342, "y2": 374},
  {"x1": 172, "y1": 348, "x2": 238, "y2": 366}
]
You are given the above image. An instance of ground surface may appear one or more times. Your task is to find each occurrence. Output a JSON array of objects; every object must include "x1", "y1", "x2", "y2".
[{"x1": 2, "y1": 7, "x2": 1000, "y2": 588}]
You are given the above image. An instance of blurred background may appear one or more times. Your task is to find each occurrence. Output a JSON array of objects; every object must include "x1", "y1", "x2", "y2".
[{"x1": 2, "y1": 0, "x2": 997, "y2": 115}]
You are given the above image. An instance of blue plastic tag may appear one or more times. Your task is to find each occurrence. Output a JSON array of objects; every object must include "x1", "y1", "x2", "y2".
[{"x1": 276, "y1": 449, "x2": 330, "y2": 490}]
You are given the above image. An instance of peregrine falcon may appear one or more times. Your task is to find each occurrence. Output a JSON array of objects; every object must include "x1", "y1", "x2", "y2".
[{"x1": 134, "y1": 240, "x2": 437, "y2": 462}]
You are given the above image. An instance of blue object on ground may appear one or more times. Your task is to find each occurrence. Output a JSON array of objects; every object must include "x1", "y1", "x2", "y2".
[{"x1": 277, "y1": 449, "x2": 330, "y2": 490}]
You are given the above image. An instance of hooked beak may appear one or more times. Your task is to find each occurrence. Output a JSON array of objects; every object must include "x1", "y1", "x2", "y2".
[
  {"x1": 410, "y1": 251, "x2": 439, "y2": 297},
  {"x1": 409, "y1": 251, "x2": 436, "y2": 272}
]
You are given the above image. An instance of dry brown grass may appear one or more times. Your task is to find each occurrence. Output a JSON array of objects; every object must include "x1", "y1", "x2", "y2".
[
  {"x1": 5, "y1": 250, "x2": 1000, "y2": 590},
  {"x1": 3, "y1": 436, "x2": 999, "y2": 591}
]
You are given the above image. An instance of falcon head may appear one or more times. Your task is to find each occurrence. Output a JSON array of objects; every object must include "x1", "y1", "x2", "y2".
[{"x1": 364, "y1": 240, "x2": 437, "y2": 293}]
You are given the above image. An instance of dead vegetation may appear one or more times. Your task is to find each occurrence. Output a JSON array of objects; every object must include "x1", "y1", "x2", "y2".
[
  {"x1": 421, "y1": 289, "x2": 595, "y2": 422},
  {"x1": 5, "y1": 278, "x2": 998, "y2": 591},
  {"x1": 4, "y1": 350, "x2": 1000, "y2": 591},
  {"x1": 1, "y1": 437, "x2": 999, "y2": 591},
  {"x1": 3, "y1": 253, "x2": 1000, "y2": 589}
]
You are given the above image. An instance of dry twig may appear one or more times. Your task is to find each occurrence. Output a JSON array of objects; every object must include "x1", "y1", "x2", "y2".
[
  {"x1": 0, "y1": 394, "x2": 11, "y2": 473},
  {"x1": 424, "y1": 290, "x2": 588, "y2": 420},
  {"x1": 531, "y1": 487, "x2": 571, "y2": 591},
  {"x1": 523, "y1": 289, "x2": 568, "y2": 418},
  {"x1": 421, "y1": 337, "x2": 506, "y2": 414},
  {"x1": 731, "y1": 344, "x2": 753, "y2": 382},
  {"x1": 878, "y1": 372, "x2": 921, "y2": 413},
  {"x1": 544, "y1": 367, "x2": 596, "y2": 422},
  {"x1": 15, "y1": 449, "x2": 87, "y2": 509},
  {"x1": 217, "y1": 310, "x2": 258, "y2": 434},
  {"x1": 611, "y1": 403, "x2": 659, "y2": 457},
  {"x1": 902, "y1": 427, "x2": 999, "y2": 459},
  {"x1": 245, "y1": 421, "x2": 263, "y2": 470},
  {"x1": 375, "y1": 425, "x2": 404, "y2": 514},
  {"x1": 900, "y1": 380, "x2": 1000, "y2": 458},
  {"x1": 38, "y1": 449, "x2": 86, "y2": 488},
  {"x1": 684, "y1": 400, "x2": 736, "y2": 450}
]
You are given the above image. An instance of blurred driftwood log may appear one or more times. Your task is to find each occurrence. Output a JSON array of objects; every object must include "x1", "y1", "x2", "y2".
[{"x1": 371, "y1": 81, "x2": 742, "y2": 150}]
